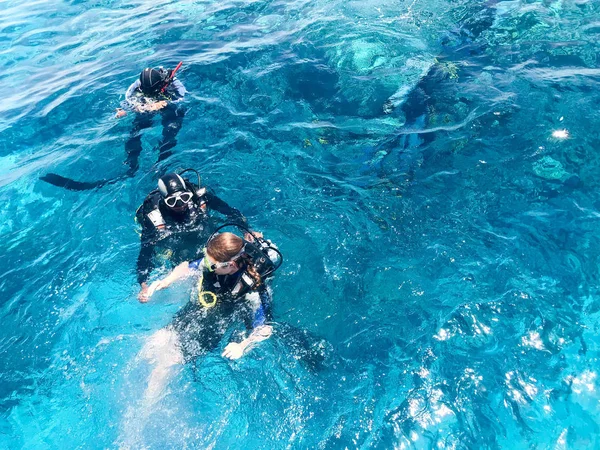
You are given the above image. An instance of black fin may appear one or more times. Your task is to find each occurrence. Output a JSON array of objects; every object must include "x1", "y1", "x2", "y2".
[{"x1": 40, "y1": 173, "x2": 113, "y2": 191}]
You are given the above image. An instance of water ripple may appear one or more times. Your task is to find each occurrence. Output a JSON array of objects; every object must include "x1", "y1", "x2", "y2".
[{"x1": 1, "y1": 0, "x2": 600, "y2": 447}]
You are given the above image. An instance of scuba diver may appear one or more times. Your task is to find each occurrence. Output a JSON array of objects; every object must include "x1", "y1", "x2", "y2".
[
  {"x1": 148, "y1": 229, "x2": 283, "y2": 361},
  {"x1": 40, "y1": 63, "x2": 187, "y2": 191},
  {"x1": 145, "y1": 227, "x2": 282, "y2": 361},
  {"x1": 121, "y1": 228, "x2": 281, "y2": 441},
  {"x1": 136, "y1": 169, "x2": 248, "y2": 303}
]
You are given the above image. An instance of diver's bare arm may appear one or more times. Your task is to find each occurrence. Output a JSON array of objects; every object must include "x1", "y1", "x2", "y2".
[
  {"x1": 222, "y1": 325, "x2": 272, "y2": 360},
  {"x1": 147, "y1": 262, "x2": 192, "y2": 298},
  {"x1": 244, "y1": 325, "x2": 273, "y2": 347}
]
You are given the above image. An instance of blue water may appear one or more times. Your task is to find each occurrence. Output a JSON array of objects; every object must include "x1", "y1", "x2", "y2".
[{"x1": 2, "y1": 0, "x2": 600, "y2": 448}]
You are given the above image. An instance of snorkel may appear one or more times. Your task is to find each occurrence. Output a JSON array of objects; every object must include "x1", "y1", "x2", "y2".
[{"x1": 160, "y1": 61, "x2": 183, "y2": 93}]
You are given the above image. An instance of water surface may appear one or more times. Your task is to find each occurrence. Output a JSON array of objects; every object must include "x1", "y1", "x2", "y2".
[{"x1": 1, "y1": 0, "x2": 600, "y2": 448}]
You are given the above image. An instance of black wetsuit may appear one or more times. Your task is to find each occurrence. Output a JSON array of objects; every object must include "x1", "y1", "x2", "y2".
[
  {"x1": 124, "y1": 78, "x2": 187, "y2": 176},
  {"x1": 135, "y1": 181, "x2": 247, "y2": 286},
  {"x1": 39, "y1": 77, "x2": 188, "y2": 191},
  {"x1": 171, "y1": 249, "x2": 275, "y2": 362}
]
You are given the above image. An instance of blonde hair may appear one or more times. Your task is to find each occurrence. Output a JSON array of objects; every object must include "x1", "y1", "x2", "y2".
[
  {"x1": 207, "y1": 232, "x2": 262, "y2": 289},
  {"x1": 206, "y1": 232, "x2": 244, "y2": 262}
]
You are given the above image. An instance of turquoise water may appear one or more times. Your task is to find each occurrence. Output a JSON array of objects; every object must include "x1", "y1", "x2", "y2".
[{"x1": 2, "y1": 0, "x2": 600, "y2": 448}]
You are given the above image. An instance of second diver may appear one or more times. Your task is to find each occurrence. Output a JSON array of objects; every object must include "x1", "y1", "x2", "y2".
[{"x1": 136, "y1": 169, "x2": 248, "y2": 302}]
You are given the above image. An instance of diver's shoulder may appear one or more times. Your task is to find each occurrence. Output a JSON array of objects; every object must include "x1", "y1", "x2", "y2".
[
  {"x1": 143, "y1": 189, "x2": 162, "y2": 207},
  {"x1": 136, "y1": 190, "x2": 162, "y2": 222}
]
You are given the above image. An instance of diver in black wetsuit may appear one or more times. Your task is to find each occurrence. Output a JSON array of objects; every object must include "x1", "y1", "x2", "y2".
[
  {"x1": 146, "y1": 227, "x2": 283, "y2": 361},
  {"x1": 118, "y1": 65, "x2": 187, "y2": 176},
  {"x1": 131, "y1": 229, "x2": 281, "y2": 409},
  {"x1": 41, "y1": 64, "x2": 187, "y2": 190},
  {"x1": 136, "y1": 170, "x2": 248, "y2": 302}
]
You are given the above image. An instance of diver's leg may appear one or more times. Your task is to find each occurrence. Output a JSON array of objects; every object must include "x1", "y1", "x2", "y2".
[
  {"x1": 156, "y1": 106, "x2": 185, "y2": 162},
  {"x1": 41, "y1": 114, "x2": 154, "y2": 190},
  {"x1": 139, "y1": 327, "x2": 184, "y2": 405},
  {"x1": 125, "y1": 114, "x2": 154, "y2": 177},
  {"x1": 120, "y1": 327, "x2": 183, "y2": 448}
]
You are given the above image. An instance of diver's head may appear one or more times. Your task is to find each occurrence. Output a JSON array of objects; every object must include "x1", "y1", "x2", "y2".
[
  {"x1": 205, "y1": 232, "x2": 245, "y2": 275},
  {"x1": 158, "y1": 173, "x2": 193, "y2": 214},
  {"x1": 139, "y1": 67, "x2": 169, "y2": 95}
]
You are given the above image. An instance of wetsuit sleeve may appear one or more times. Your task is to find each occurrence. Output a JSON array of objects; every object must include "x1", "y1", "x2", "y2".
[
  {"x1": 244, "y1": 287, "x2": 272, "y2": 330},
  {"x1": 136, "y1": 206, "x2": 157, "y2": 285},
  {"x1": 136, "y1": 233, "x2": 156, "y2": 285},
  {"x1": 170, "y1": 79, "x2": 186, "y2": 100},
  {"x1": 205, "y1": 191, "x2": 248, "y2": 227},
  {"x1": 125, "y1": 80, "x2": 142, "y2": 109}
]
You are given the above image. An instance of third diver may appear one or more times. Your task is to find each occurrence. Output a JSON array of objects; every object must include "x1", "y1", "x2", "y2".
[{"x1": 41, "y1": 63, "x2": 187, "y2": 190}]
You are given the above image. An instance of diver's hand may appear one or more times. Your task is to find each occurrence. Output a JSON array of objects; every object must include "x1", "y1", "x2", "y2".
[
  {"x1": 139, "y1": 100, "x2": 168, "y2": 112},
  {"x1": 222, "y1": 326, "x2": 272, "y2": 360},
  {"x1": 250, "y1": 325, "x2": 273, "y2": 342},
  {"x1": 244, "y1": 231, "x2": 263, "y2": 242},
  {"x1": 148, "y1": 100, "x2": 168, "y2": 111},
  {"x1": 115, "y1": 108, "x2": 127, "y2": 118},
  {"x1": 147, "y1": 279, "x2": 168, "y2": 298},
  {"x1": 138, "y1": 283, "x2": 149, "y2": 303},
  {"x1": 132, "y1": 100, "x2": 167, "y2": 114},
  {"x1": 222, "y1": 342, "x2": 245, "y2": 360}
]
